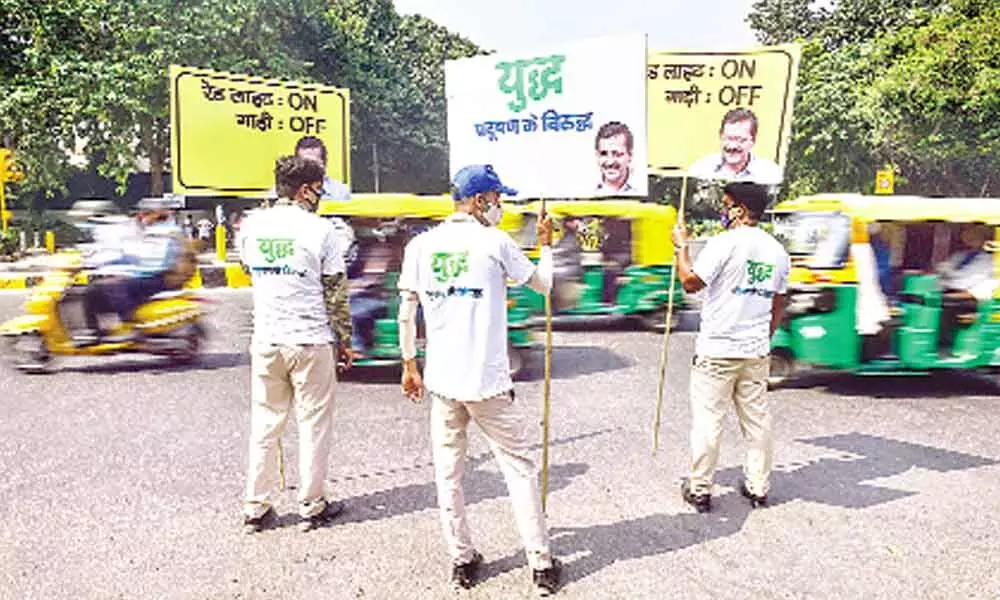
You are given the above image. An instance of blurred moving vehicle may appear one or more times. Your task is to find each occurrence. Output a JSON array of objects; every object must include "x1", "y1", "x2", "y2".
[
  {"x1": 317, "y1": 193, "x2": 541, "y2": 379},
  {"x1": 504, "y1": 199, "x2": 687, "y2": 332},
  {"x1": 0, "y1": 253, "x2": 210, "y2": 373},
  {"x1": 767, "y1": 194, "x2": 1000, "y2": 388},
  {"x1": 0, "y1": 213, "x2": 209, "y2": 373}
]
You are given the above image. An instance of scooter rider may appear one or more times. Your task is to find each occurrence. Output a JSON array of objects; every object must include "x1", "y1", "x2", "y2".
[{"x1": 76, "y1": 210, "x2": 196, "y2": 345}]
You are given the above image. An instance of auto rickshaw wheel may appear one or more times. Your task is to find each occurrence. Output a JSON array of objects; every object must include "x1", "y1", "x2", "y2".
[
  {"x1": 172, "y1": 323, "x2": 204, "y2": 365},
  {"x1": 768, "y1": 351, "x2": 795, "y2": 389},
  {"x1": 640, "y1": 308, "x2": 679, "y2": 333},
  {"x1": 2, "y1": 332, "x2": 52, "y2": 374}
]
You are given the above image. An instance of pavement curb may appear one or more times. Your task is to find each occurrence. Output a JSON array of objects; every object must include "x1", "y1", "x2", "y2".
[{"x1": 0, "y1": 264, "x2": 251, "y2": 291}]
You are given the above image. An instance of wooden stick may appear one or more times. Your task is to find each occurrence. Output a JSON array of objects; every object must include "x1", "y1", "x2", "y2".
[
  {"x1": 540, "y1": 198, "x2": 553, "y2": 513},
  {"x1": 278, "y1": 441, "x2": 286, "y2": 491},
  {"x1": 653, "y1": 176, "x2": 688, "y2": 455}
]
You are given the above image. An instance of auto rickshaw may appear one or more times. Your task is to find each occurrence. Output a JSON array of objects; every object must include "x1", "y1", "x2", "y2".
[
  {"x1": 317, "y1": 193, "x2": 541, "y2": 379},
  {"x1": 767, "y1": 193, "x2": 1000, "y2": 388},
  {"x1": 505, "y1": 199, "x2": 686, "y2": 331}
]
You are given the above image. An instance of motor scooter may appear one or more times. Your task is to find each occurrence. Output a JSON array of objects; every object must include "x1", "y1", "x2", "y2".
[{"x1": 0, "y1": 259, "x2": 211, "y2": 373}]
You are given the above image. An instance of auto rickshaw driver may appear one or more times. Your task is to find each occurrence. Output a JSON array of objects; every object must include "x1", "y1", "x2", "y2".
[
  {"x1": 348, "y1": 221, "x2": 398, "y2": 359},
  {"x1": 937, "y1": 223, "x2": 998, "y2": 354}
]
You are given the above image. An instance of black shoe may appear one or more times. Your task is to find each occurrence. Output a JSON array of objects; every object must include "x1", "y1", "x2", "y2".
[
  {"x1": 681, "y1": 478, "x2": 711, "y2": 513},
  {"x1": 533, "y1": 558, "x2": 563, "y2": 596},
  {"x1": 242, "y1": 507, "x2": 277, "y2": 534},
  {"x1": 451, "y1": 551, "x2": 484, "y2": 590},
  {"x1": 739, "y1": 481, "x2": 768, "y2": 508},
  {"x1": 298, "y1": 499, "x2": 345, "y2": 532}
]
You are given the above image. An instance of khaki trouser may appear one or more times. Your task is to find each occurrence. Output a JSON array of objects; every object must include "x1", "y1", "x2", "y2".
[
  {"x1": 430, "y1": 391, "x2": 553, "y2": 570},
  {"x1": 688, "y1": 355, "x2": 773, "y2": 497},
  {"x1": 244, "y1": 343, "x2": 336, "y2": 519}
]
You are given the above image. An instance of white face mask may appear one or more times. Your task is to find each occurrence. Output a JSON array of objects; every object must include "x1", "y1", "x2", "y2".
[{"x1": 483, "y1": 203, "x2": 503, "y2": 227}]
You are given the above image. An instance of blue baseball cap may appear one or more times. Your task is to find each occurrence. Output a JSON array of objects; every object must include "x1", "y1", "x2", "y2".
[{"x1": 451, "y1": 164, "x2": 518, "y2": 200}]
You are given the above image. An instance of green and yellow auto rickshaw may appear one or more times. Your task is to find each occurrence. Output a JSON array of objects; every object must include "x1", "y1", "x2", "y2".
[
  {"x1": 768, "y1": 193, "x2": 1000, "y2": 388},
  {"x1": 317, "y1": 193, "x2": 541, "y2": 379},
  {"x1": 504, "y1": 199, "x2": 686, "y2": 331}
]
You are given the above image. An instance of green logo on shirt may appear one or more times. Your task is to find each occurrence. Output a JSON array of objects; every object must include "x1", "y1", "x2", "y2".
[
  {"x1": 258, "y1": 238, "x2": 295, "y2": 263},
  {"x1": 431, "y1": 251, "x2": 469, "y2": 283},
  {"x1": 747, "y1": 260, "x2": 775, "y2": 285}
]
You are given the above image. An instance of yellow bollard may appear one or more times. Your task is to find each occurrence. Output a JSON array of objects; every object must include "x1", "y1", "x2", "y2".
[
  {"x1": 215, "y1": 224, "x2": 227, "y2": 262},
  {"x1": 45, "y1": 230, "x2": 55, "y2": 253},
  {"x1": 0, "y1": 182, "x2": 8, "y2": 234}
]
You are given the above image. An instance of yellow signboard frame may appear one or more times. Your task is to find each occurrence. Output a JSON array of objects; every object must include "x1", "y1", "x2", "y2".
[
  {"x1": 169, "y1": 65, "x2": 350, "y2": 197},
  {"x1": 646, "y1": 44, "x2": 801, "y2": 180}
]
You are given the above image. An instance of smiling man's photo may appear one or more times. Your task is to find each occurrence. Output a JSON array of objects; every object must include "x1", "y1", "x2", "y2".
[
  {"x1": 687, "y1": 107, "x2": 783, "y2": 185},
  {"x1": 594, "y1": 121, "x2": 635, "y2": 195}
]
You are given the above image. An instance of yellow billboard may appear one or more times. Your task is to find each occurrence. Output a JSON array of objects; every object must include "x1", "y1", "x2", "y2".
[
  {"x1": 646, "y1": 44, "x2": 800, "y2": 184},
  {"x1": 169, "y1": 65, "x2": 350, "y2": 196}
]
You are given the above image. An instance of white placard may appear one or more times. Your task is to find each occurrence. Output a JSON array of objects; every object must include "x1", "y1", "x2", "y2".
[{"x1": 446, "y1": 34, "x2": 648, "y2": 199}]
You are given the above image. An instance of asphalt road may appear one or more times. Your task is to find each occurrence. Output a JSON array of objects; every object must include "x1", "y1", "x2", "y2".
[{"x1": 1, "y1": 290, "x2": 999, "y2": 600}]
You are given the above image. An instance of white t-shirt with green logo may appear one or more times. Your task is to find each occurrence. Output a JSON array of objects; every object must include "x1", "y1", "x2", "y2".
[
  {"x1": 692, "y1": 225, "x2": 790, "y2": 358},
  {"x1": 399, "y1": 214, "x2": 536, "y2": 401},
  {"x1": 240, "y1": 204, "x2": 345, "y2": 346}
]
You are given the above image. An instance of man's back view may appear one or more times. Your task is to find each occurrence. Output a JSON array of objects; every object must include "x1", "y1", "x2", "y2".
[
  {"x1": 672, "y1": 182, "x2": 790, "y2": 512},
  {"x1": 238, "y1": 156, "x2": 353, "y2": 534}
]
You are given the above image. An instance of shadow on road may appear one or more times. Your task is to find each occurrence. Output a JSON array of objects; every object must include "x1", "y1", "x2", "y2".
[
  {"x1": 57, "y1": 352, "x2": 248, "y2": 375},
  {"x1": 780, "y1": 370, "x2": 999, "y2": 398},
  {"x1": 261, "y1": 429, "x2": 614, "y2": 535},
  {"x1": 339, "y1": 344, "x2": 635, "y2": 384},
  {"x1": 329, "y1": 429, "x2": 616, "y2": 528},
  {"x1": 526, "y1": 344, "x2": 635, "y2": 382},
  {"x1": 482, "y1": 432, "x2": 999, "y2": 588},
  {"x1": 757, "y1": 432, "x2": 999, "y2": 509}
]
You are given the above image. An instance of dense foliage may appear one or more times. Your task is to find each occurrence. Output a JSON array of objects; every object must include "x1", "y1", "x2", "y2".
[{"x1": 0, "y1": 0, "x2": 483, "y2": 208}]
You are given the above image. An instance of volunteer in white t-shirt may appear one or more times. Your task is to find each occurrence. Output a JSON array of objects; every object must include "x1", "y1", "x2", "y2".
[
  {"x1": 396, "y1": 164, "x2": 563, "y2": 595},
  {"x1": 238, "y1": 155, "x2": 353, "y2": 535},
  {"x1": 672, "y1": 181, "x2": 790, "y2": 513}
]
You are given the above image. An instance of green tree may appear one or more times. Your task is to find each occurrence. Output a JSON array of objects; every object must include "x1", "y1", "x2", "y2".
[
  {"x1": 780, "y1": 40, "x2": 877, "y2": 199},
  {"x1": 747, "y1": 0, "x2": 950, "y2": 49},
  {"x1": 1, "y1": 0, "x2": 484, "y2": 208},
  {"x1": 748, "y1": 0, "x2": 999, "y2": 197},
  {"x1": 0, "y1": 0, "x2": 308, "y2": 205},
  {"x1": 320, "y1": 0, "x2": 483, "y2": 193},
  {"x1": 860, "y1": 0, "x2": 1000, "y2": 195}
]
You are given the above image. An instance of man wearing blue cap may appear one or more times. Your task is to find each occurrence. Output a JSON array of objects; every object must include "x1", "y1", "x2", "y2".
[{"x1": 396, "y1": 164, "x2": 563, "y2": 595}]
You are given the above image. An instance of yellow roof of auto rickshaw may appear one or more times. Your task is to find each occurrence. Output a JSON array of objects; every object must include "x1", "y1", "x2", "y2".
[
  {"x1": 518, "y1": 199, "x2": 678, "y2": 219},
  {"x1": 772, "y1": 194, "x2": 1000, "y2": 226},
  {"x1": 317, "y1": 193, "x2": 455, "y2": 219}
]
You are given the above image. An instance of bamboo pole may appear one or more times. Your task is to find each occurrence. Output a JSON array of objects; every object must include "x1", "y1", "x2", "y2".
[
  {"x1": 540, "y1": 197, "x2": 553, "y2": 513},
  {"x1": 653, "y1": 176, "x2": 688, "y2": 454}
]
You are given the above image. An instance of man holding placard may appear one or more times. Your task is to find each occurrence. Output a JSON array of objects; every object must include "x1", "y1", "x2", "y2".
[
  {"x1": 396, "y1": 164, "x2": 563, "y2": 595},
  {"x1": 671, "y1": 182, "x2": 789, "y2": 512}
]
